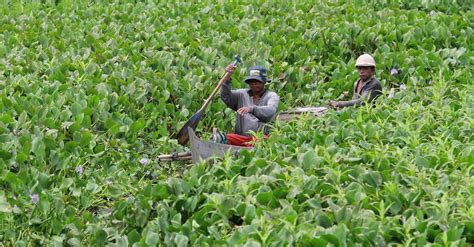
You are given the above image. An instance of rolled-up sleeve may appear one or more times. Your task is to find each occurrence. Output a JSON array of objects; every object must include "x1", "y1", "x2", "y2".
[
  {"x1": 337, "y1": 98, "x2": 363, "y2": 108},
  {"x1": 220, "y1": 79, "x2": 239, "y2": 111},
  {"x1": 337, "y1": 82, "x2": 382, "y2": 108},
  {"x1": 250, "y1": 93, "x2": 279, "y2": 122}
]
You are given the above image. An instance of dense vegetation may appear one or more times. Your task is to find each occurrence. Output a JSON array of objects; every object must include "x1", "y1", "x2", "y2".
[{"x1": 0, "y1": 1, "x2": 472, "y2": 246}]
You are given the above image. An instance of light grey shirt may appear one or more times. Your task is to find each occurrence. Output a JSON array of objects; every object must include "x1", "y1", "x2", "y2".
[{"x1": 221, "y1": 80, "x2": 279, "y2": 136}]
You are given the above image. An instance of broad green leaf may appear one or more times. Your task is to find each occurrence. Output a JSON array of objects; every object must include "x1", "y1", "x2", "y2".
[
  {"x1": 130, "y1": 118, "x2": 145, "y2": 134},
  {"x1": 67, "y1": 238, "x2": 81, "y2": 246},
  {"x1": 127, "y1": 230, "x2": 141, "y2": 245},
  {"x1": 0, "y1": 192, "x2": 12, "y2": 213},
  {"x1": 256, "y1": 191, "x2": 273, "y2": 206},
  {"x1": 300, "y1": 149, "x2": 318, "y2": 170},
  {"x1": 145, "y1": 231, "x2": 159, "y2": 246},
  {"x1": 31, "y1": 135, "x2": 45, "y2": 160},
  {"x1": 94, "y1": 229, "x2": 107, "y2": 244}
]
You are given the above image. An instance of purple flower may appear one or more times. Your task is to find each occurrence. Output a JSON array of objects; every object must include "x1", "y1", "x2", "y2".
[
  {"x1": 139, "y1": 158, "x2": 150, "y2": 165},
  {"x1": 76, "y1": 165, "x2": 83, "y2": 175},
  {"x1": 400, "y1": 83, "x2": 407, "y2": 91},
  {"x1": 390, "y1": 68, "x2": 398, "y2": 76},
  {"x1": 30, "y1": 193, "x2": 39, "y2": 204}
]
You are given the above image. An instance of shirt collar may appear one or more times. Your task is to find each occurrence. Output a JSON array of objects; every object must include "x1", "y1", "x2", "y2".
[
  {"x1": 359, "y1": 76, "x2": 374, "y2": 86},
  {"x1": 365, "y1": 76, "x2": 374, "y2": 83},
  {"x1": 248, "y1": 88, "x2": 267, "y2": 97}
]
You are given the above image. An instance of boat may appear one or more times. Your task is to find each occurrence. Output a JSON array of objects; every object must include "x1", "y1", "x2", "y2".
[
  {"x1": 188, "y1": 127, "x2": 252, "y2": 163},
  {"x1": 188, "y1": 106, "x2": 329, "y2": 163},
  {"x1": 158, "y1": 107, "x2": 330, "y2": 163}
]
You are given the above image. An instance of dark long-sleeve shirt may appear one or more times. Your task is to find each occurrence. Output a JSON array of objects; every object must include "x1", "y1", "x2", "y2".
[
  {"x1": 221, "y1": 80, "x2": 279, "y2": 136},
  {"x1": 336, "y1": 76, "x2": 382, "y2": 108}
]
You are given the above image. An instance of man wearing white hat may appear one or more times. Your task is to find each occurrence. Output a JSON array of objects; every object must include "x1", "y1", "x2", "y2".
[{"x1": 329, "y1": 54, "x2": 383, "y2": 108}]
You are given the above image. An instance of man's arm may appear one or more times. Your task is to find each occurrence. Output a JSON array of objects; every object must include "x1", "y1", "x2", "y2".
[
  {"x1": 249, "y1": 93, "x2": 279, "y2": 122},
  {"x1": 220, "y1": 79, "x2": 240, "y2": 111},
  {"x1": 336, "y1": 82, "x2": 382, "y2": 108},
  {"x1": 335, "y1": 98, "x2": 363, "y2": 108}
]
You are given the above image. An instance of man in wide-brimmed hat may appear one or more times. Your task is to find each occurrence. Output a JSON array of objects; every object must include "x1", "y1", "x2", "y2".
[{"x1": 213, "y1": 64, "x2": 279, "y2": 146}]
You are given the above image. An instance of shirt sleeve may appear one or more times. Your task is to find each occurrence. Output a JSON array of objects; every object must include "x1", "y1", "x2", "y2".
[
  {"x1": 250, "y1": 93, "x2": 280, "y2": 122},
  {"x1": 220, "y1": 79, "x2": 240, "y2": 111},
  {"x1": 336, "y1": 98, "x2": 363, "y2": 108},
  {"x1": 366, "y1": 82, "x2": 383, "y2": 102},
  {"x1": 336, "y1": 81, "x2": 382, "y2": 108}
]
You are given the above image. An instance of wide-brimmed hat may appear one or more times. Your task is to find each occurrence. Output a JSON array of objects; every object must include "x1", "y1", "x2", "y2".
[{"x1": 244, "y1": 66, "x2": 271, "y2": 83}]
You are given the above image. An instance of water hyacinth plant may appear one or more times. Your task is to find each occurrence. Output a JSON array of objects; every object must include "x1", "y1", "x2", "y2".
[{"x1": 0, "y1": 1, "x2": 472, "y2": 246}]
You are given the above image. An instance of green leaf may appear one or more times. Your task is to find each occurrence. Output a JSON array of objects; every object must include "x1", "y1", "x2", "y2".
[
  {"x1": 153, "y1": 184, "x2": 169, "y2": 200},
  {"x1": 334, "y1": 224, "x2": 348, "y2": 246},
  {"x1": 127, "y1": 229, "x2": 141, "y2": 245},
  {"x1": 104, "y1": 117, "x2": 118, "y2": 129},
  {"x1": 71, "y1": 102, "x2": 82, "y2": 115},
  {"x1": 51, "y1": 219, "x2": 63, "y2": 235},
  {"x1": 145, "y1": 231, "x2": 159, "y2": 246},
  {"x1": 130, "y1": 118, "x2": 145, "y2": 134},
  {"x1": 67, "y1": 238, "x2": 81, "y2": 246},
  {"x1": 0, "y1": 192, "x2": 12, "y2": 213},
  {"x1": 0, "y1": 149, "x2": 12, "y2": 160},
  {"x1": 86, "y1": 181, "x2": 100, "y2": 193},
  {"x1": 300, "y1": 150, "x2": 318, "y2": 170},
  {"x1": 242, "y1": 240, "x2": 262, "y2": 247},
  {"x1": 415, "y1": 156, "x2": 430, "y2": 168},
  {"x1": 174, "y1": 233, "x2": 188, "y2": 247},
  {"x1": 31, "y1": 135, "x2": 45, "y2": 160},
  {"x1": 256, "y1": 191, "x2": 273, "y2": 206},
  {"x1": 299, "y1": 237, "x2": 328, "y2": 246},
  {"x1": 94, "y1": 228, "x2": 107, "y2": 244},
  {"x1": 321, "y1": 234, "x2": 339, "y2": 245},
  {"x1": 244, "y1": 204, "x2": 256, "y2": 224},
  {"x1": 0, "y1": 114, "x2": 14, "y2": 124},
  {"x1": 316, "y1": 212, "x2": 333, "y2": 228}
]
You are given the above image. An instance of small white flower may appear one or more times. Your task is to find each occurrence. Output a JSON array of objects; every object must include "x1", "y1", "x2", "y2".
[{"x1": 388, "y1": 88, "x2": 395, "y2": 98}]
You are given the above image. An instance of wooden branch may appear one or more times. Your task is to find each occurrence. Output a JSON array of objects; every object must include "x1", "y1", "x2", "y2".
[{"x1": 158, "y1": 151, "x2": 192, "y2": 162}]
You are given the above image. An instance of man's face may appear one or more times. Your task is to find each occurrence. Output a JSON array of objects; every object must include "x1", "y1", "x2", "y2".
[
  {"x1": 247, "y1": 79, "x2": 265, "y2": 95},
  {"x1": 356, "y1": 66, "x2": 375, "y2": 81}
]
